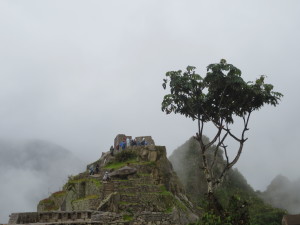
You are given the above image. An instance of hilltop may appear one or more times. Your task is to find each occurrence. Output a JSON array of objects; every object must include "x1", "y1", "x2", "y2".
[{"x1": 9, "y1": 135, "x2": 198, "y2": 225}]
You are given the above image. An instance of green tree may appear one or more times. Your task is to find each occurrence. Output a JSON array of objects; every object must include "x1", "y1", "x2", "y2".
[{"x1": 162, "y1": 59, "x2": 282, "y2": 214}]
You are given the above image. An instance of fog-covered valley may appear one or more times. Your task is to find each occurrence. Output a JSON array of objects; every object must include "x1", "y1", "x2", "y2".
[{"x1": 0, "y1": 139, "x2": 86, "y2": 223}]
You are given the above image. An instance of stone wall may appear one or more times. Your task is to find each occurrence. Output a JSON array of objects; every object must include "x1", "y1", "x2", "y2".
[
  {"x1": 134, "y1": 212, "x2": 175, "y2": 225},
  {"x1": 8, "y1": 211, "x2": 177, "y2": 225},
  {"x1": 135, "y1": 136, "x2": 155, "y2": 146},
  {"x1": 114, "y1": 134, "x2": 155, "y2": 150},
  {"x1": 8, "y1": 211, "x2": 93, "y2": 224},
  {"x1": 72, "y1": 197, "x2": 101, "y2": 211},
  {"x1": 114, "y1": 134, "x2": 132, "y2": 149}
]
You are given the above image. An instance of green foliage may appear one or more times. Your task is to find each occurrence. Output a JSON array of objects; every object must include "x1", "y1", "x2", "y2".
[
  {"x1": 200, "y1": 211, "x2": 232, "y2": 225},
  {"x1": 188, "y1": 211, "x2": 232, "y2": 225},
  {"x1": 162, "y1": 59, "x2": 283, "y2": 123},
  {"x1": 163, "y1": 59, "x2": 283, "y2": 217},
  {"x1": 248, "y1": 197, "x2": 286, "y2": 225},
  {"x1": 192, "y1": 196, "x2": 253, "y2": 225},
  {"x1": 226, "y1": 195, "x2": 250, "y2": 225},
  {"x1": 170, "y1": 136, "x2": 285, "y2": 225}
]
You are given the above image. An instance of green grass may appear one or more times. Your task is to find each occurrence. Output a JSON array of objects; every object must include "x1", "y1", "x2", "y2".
[
  {"x1": 160, "y1": 190, "x2": 172, "y2": 196},
  {"x1": 159, "y1": 184, "x2": 168, "y2": 192},
  {"x1": 104, "y1": 157, "x2": 156, "y2": 170},
  {"x1": 164, "y1": 207, "x2": 173, "y2": 213},
  {"x1": 123, "y1": 215, "x2": 134, "y2": 221},
  {"x1": 52, "y1": 190, "x2": 66, "y2": 197},
  {"x1": 104, "y1": 160, "x2": 137, "y2": 169},
  {"x1": 39, "y1": 198, "x2": 58, "y2": 211},
  {"x1": 72, "y1": 195, "x2": 100, "y2": 203},
  {"x1": 90, "y1": 178, "x2": 102, "y2": 187},
  {"x1": 39, "y1": 198, "x2": 54, "y2": 204},
  {"x1": 66, "y1": 177, "x2": 102, "y2": 187}
]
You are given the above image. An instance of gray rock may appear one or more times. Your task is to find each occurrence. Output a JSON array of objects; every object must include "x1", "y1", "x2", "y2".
[{"x1": 109, "y1": 166, "x2": 137, "y2": 178}]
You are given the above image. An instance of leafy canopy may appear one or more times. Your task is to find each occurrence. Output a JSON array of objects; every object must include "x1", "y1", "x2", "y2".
[{"x1": 162, "y1": 59, "x2": 282, "y2": 125}]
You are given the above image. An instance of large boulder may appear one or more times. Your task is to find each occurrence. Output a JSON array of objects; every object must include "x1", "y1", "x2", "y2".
[{"x1": 109, "y1": 166, "x2": 137, "y2": 178}]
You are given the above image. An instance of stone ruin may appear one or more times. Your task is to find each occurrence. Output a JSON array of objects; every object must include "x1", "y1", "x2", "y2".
[
  {"x1": 8, "y1": 135, "x2": 199, "y2": 225},
  {"x1": 114, "y1": 134, "x2": 155, "y2": 150}
]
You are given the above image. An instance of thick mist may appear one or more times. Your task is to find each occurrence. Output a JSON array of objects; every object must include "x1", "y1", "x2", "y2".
[
  {"x1": 260, "y1": 175, "x2": 300, "y2": 214},
  {"x1": 0, "y1": 139, "x2": 86, "y2": 223}
]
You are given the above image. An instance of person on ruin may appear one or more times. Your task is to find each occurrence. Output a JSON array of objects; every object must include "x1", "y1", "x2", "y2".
[
  {"x1": 126, "y1": 137, "x2": 130, "y2": 148},
  {"x1": 103, "y1": 171, "x2": 110, "y2": 181},
  {"x1": 123, "y1": 137, "x2": 127, "y2": 149},
  {"x1": 110, "y1": 145, "x2": 114, "y2": 156},
  {"x1": 120, "y1": 139, "x2": 126, "y2": 150},
  {"x1": 119, "y1": 141, "x2": 122, "y2": 150},
  {"x1": 95, "y1": 164, "x2": 99, "y2": 174},
  {"x1": 141, "y1": 137, "x2": 146, "y2": 146},
  {"x1": 89, "y1": 164, "x2": 94, "y2": 175},
  {"x1": 131, "y1": 138, "x2": 137, "y2": 146}
]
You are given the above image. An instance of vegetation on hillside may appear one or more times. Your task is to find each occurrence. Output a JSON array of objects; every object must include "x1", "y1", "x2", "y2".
[{"x1": 170, "y1": 137, "x2": 286, "y2": 225}]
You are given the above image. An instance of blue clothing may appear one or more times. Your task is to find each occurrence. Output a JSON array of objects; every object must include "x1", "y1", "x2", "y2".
[{"x1": 119, "y1": 141, "x2": 126, "y2": 150}]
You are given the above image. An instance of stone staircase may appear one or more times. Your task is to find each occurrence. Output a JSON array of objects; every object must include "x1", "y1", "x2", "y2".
[{"x1": 101, "y1": 182, "x2": 115, "y2": 199}]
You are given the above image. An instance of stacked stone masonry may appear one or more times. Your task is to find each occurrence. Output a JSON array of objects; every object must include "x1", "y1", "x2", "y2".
[
  {"x1": 9, "y1": 211, "x2": 176, "y2": 225},
  {"x1": 9, "y1": 211, "x2": 93, "y2": 224},
  {"x1": 114, "y1": 134, "x2": 155, "y2": 150}
]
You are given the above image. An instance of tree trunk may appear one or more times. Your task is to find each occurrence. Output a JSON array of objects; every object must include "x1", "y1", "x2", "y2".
[{"x1": 206, "y1": 179, "x2": 223, "y2": 216}]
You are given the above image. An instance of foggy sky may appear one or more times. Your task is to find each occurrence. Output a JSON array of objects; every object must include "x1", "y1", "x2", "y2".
[{"x1": 1, "y1": 0, "x2": 300, "y2": 193}]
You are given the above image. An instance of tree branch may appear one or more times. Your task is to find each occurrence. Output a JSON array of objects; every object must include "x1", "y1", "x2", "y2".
[
  {"x1": 210, "y1": 131, "x2": 228, "y2": 171},
  {"x1": 213, "y1": 112, "x2": 252, "y2": 187}
]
